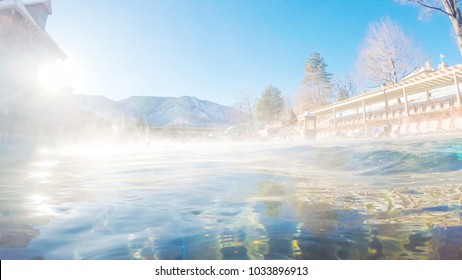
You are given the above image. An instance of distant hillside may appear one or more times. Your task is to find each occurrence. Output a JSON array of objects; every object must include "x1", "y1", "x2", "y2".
[
  {"x1": 71, "y1": 95, "x2": 239, "y2": 128},
  {"x1": 69, "y1": 95, "x2": 124, "y2": 120},
  {"x1": 0, "y1": 92, "x2": 116, "y2": 144}
]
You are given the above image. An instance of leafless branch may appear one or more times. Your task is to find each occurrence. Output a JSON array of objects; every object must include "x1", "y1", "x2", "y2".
[
  {"x1": 356, "y1": 18, "x2": 424, "y2": 86},
  {"x1": 412, "y1": 0, "x2": 453, "y2": 16}
]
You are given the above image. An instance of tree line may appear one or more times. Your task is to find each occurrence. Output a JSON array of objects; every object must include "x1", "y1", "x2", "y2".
[{"x1": 234, "y1": 0, "x2": 462, "y2": 129}]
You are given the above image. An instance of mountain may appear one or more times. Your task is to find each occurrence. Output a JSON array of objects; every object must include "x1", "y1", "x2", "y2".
[
  {"x1": 0, "y1": 91, "x2": 119, "y2": 144},
  {"x1": 69, "y1": 95, "x2": 124, "y2": 120},
  {"x1": 71, "y1": 95, "x2": 238, "y2": 128},
  {"x1": 1, "y1": 93, "x2": 239, "y2": 144}
]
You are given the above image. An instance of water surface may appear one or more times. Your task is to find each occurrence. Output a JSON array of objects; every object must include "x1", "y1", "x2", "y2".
[{"x1": 0, "y1": 137, "x2": 461, "y2": 259}]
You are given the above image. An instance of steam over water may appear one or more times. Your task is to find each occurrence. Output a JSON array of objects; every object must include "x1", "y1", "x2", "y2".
[{"x1": 1, "y1": 137, "x2": 461, "y2": 260}]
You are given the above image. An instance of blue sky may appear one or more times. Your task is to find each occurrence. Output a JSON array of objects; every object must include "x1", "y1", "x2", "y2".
[{"x1": 46, "y1": 0, "x2": 461, "y2": 105}]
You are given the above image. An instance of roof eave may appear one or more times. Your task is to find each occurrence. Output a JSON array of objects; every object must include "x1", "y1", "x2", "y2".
[{"x1": 12, "y1": 1, "x2": 65, "y2": 59}]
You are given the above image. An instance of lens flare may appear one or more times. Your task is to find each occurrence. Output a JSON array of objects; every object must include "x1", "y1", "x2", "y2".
[{"x1": 37, "y1": 59, "x2": 82, "y2": 92}]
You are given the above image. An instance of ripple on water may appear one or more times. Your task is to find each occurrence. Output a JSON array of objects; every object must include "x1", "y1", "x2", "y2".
[{"x1": 1, "y1": 140, "x2": 462, "y2": 259}]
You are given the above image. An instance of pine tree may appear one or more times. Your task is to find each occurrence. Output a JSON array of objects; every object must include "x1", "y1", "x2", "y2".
[
  {"x1": 255, "y1": 85, "x2": 285, "y2": 124},
  {"x1": 297, "y1": 52, "x2": 334, "y2": 110}
]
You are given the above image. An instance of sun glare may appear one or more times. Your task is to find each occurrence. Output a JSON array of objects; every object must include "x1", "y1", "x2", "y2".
[{"x1": 37, "y1": 59, "x2": 82, "y2": 92}]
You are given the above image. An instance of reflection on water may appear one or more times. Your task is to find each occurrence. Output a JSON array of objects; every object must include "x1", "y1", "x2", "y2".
[{"x1": 0, "y1": 138, "x2": 461, "y2": 259}]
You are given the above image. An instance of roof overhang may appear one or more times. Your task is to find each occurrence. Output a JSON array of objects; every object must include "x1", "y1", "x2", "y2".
[
  {"x1": 0, "y1": 0, "x2": 65, "y2": 60},
  {"x1": 24, "y1": 0, "x2": 52, "y2": 14},
  {"x1": 312, "y1": 64, "x2": 462, "y2": 116}
]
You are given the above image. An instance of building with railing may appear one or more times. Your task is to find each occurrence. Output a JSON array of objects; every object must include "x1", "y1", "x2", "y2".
[{"x1": 302, "y1": 64, "x2": 462, "y2": 139}]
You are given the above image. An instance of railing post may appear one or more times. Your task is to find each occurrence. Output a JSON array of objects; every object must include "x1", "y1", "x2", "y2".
[
  {"x1": 454, "y1": 73, "x2": 461, "y2": 107},
  {"x1": 383, "y1": 87, "x2": 389, "y2": 126},
  {"x1": 403, "y1": 87, "x2": 409, "y2": 116},
  {"x1": 333, "y1": 108, "x2": 337, "y2": 128},
  {"x1": 362, "y1": 98, "x2": 366, "y2": 123}
]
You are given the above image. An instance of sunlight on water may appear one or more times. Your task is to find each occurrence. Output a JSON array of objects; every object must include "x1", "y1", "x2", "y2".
[
  {"x1": 1, "y1": 138, "x2": 461, "y2": 259},
  {"x1": 29, "y1": 172, "x2": 51, "y2": 179},
  {"x1": 29, "y1": 194, "x2": 50, "y2": 204},
  {"x1": 30, "y1": 160, "x2": 60, "y2": 168}
]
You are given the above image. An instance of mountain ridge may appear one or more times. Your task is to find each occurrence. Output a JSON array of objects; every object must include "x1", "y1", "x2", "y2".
[{"x1": 71, "y1": 94, "x2": 239, "y2": 128}]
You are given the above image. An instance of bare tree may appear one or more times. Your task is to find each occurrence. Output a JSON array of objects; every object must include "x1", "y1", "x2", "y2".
[
  {"x1": 356, "y1": 18, "x2": 424, "y2": 86},
  {"x1": 401, "y1": 0, "x2": 462, "y2": 56},
  {"x1": 233, "y1": 92, "x2": 257, "y2": 127},
  {"x1": 334, "y1": 75, "x2": 358, "y2": 101},
  {"x1": 280, "y1": 97, "x2": 297, "y2": 124}
]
